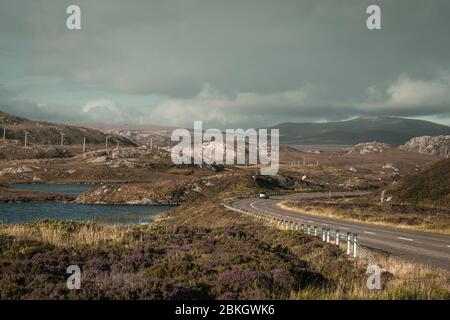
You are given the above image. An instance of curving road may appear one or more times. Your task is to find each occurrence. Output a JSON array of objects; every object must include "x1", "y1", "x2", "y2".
[{"x1": 231, "y1": 192, "x2": 450, "y2": 271}]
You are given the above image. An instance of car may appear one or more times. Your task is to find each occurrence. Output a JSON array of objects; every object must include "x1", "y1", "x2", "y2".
[{"x1": 259, "y1": 192, "x2": 269, "y2": 199}]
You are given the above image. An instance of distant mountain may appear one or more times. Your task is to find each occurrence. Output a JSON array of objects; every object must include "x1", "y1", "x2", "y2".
[
  {"x1": 272, "y1": 117, "x2": 450, "y2": 146},
  {"x1": 0, "y1": 110, "x2": 136, "y2": 147}
]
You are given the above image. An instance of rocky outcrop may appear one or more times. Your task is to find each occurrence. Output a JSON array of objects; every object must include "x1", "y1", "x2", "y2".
[
  {"x1": 252, "y1": 174, "x2": 295, "y2": 190},
  {"x1": 343, "y1": 142, "x2": 393, "y2": 155},
  {"x1": 400, "y1": 135, "x2": 450, "y2": 157}
]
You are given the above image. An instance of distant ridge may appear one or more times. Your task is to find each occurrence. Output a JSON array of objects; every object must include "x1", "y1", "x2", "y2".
[
  {"x1": 272, "y1": 117, "x2": 450, "y2": 146},
  {"x1": 0, "y1": 110, "x2": 136, "y2": 146}
]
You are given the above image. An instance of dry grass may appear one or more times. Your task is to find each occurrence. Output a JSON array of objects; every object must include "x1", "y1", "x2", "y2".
[
  {"x1": 0, "y1": 220, "x2": 144, "y2": 248},
  {"x1": 279, "y1": 201, "x2": 450, "y2": 236}
]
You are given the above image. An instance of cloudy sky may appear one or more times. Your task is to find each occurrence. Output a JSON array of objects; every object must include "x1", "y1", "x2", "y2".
[{"x1": 1, "y1": 0, "x2": 450, "y2": 128}]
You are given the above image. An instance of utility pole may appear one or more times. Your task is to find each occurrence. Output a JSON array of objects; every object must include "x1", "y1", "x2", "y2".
[
  {"x1": 60, "y1": 132, "x2": 64, "y2": 146},
  {"x1": 24, "y1": 132, "x2": 28, "y2": 147},
  {"x1": 82, "y1": 137, "x2": 86, "y2": 153}
]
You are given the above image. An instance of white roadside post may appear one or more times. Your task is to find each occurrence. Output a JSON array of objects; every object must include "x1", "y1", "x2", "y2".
[
  {"x1": 314, "y1": 226, "x2": 317, "y2": 236},
  {"x1": 326, "y1": 229, "x2": 330, "y2": 243},
  {"x1": 346, "y1": 232, "x2": 351, "y2": 255},
  {"x1": 353, "y1": 234, "x2": 358, "y2": 258},
  {"x1": 301, "y1": 224, "x2": 304, "y2": 232},
  {"x1": 322, "y1": 228, "x2": 326, "y2": 241},
  {"x1": 335, "y1": 230, "x2": 340, "y2": 245}
]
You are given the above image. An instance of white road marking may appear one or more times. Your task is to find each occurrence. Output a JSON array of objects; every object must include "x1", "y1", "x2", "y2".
[
  {"x1": 398, "y1": 237, "x2": 414, "y2": 242},
  {"x1": 364, "y1": 231, "x2": 376, "y2": 235}
]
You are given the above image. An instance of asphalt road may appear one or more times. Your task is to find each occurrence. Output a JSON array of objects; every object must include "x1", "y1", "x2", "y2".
[{"x1": 231, "y1": 192, "x2": 450, "y2": 271}]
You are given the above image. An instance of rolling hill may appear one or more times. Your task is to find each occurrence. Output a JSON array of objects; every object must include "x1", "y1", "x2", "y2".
[
  {"x1": 0, "y1": 110, "x2": 137, "y2": 147},
  {"x1": 272, "y1": 117, "x2": 450, "y2": 146},
  {"x1": 384, "y1": 158, "x2": 450, "y2": 207}
]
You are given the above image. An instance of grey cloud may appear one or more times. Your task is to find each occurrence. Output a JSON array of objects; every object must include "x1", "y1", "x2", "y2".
[{"x1": 1, "y1": 0, "x2": 450, "y2": 126}]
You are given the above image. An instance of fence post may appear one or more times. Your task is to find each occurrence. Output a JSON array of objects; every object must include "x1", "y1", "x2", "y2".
[
  {"x1": 335, "y1": 230, "x2": 340, "y2": 245},
  {"x1": 346, "y1": 232, "x2": 351, "y2": 255},
  {"x1": 314, "y1": 226, "x2": 317, "y2": 236},
  {"x1": 353, "y1": 234, "x2": 358, "y2": 258}
]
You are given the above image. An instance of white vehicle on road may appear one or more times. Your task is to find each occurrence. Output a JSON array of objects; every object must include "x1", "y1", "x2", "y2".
[{"x1": 259, "y1": 192, "x2": 269, "y2": 199}]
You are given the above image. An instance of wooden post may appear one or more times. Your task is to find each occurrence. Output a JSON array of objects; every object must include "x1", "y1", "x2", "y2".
[
  {"x1": 24, "y1": 132, "x2": 28, "y2": 147},
  {"x1": 346, "y1": 233, "x2": 351, "y2": 255},
  {"x1": 105, "y1": 136, "x2": 109, "y2": 149},
  {"x1": 117, "y1": 140, "x2": 120, "y2": 149},
  {"x1": 60, "y1": 132, "x2": 64, "y2": 146},
  {"x1": 82, "y1": 137, "x2": 86, "y2": 152},
  {"x1": 335, "y1": 230, "x2": 340, "y2": 245},
  {"x1": 2, "y1": 128, "x2": 5, "y2": 141},
  {"x1": 150, "y1": 137, "x2": 153, "y2": 150}
]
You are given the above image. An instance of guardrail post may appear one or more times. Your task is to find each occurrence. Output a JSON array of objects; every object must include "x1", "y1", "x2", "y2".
[
  {"x1": 314, "y1": 226, "x2": 317, "y2": 236},
  {"x1": 346, "y1": 232, "x2": 351, "y2": 255},
  {"x1": 335, "y1": 230, "x2": 340, "y2": 245},
  {"x1": 353, "y1": 233, "x2": 358, "y2": 258}
]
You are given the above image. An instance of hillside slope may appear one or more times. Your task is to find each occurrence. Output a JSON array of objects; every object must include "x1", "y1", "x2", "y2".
[
  {"x1": 273, "y1": 117, "x2": 450, "y2": 146},
  {"x1": 0, "y1": 110, "x2": 136, "y2": 147},
  {"x1": 385, "y1": 158, "x2": 450, "y2": 206}
]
